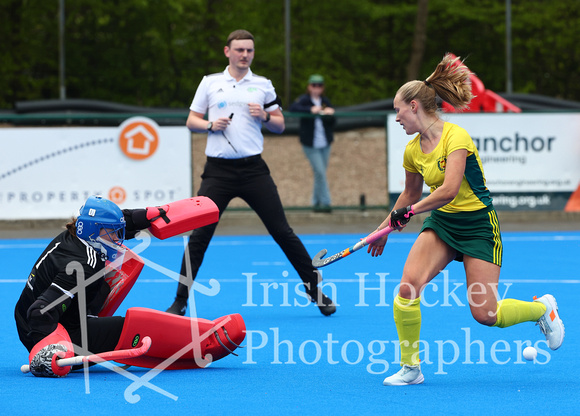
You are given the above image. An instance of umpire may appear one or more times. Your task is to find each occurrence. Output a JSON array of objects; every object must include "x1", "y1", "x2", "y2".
[{"x1": 166, "y1": 29, "x2": 336, "y2": 317}]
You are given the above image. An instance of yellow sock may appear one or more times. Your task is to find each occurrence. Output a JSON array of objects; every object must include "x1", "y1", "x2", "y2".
[
  {"x1": 393, "y1": 295, "x2": 421, "y2": 366},
  {"x1": 493, "y1": 298, "x2": 546, "y2": 328}
]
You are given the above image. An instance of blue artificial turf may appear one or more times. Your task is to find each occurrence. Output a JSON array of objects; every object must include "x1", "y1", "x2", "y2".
[{"x1": 1, "y1": 230, "x2": 578, "y2": 415}]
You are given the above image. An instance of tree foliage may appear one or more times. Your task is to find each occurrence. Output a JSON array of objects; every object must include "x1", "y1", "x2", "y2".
[{"x1": 0, "y1": 0, "x2": 578, "y2": 109}]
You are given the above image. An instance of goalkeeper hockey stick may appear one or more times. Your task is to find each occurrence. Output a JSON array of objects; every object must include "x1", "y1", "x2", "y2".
[
  {"x1": 312, "y1": 225, "x2": 394, "y2": 268},
  {"x1": 21, "y1": 336, "x2": 152, "y2": 373}
]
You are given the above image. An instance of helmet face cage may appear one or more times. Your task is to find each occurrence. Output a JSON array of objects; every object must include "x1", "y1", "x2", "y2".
[
  {"x1": 76, "y1": 196, "x2": 126, "y2": 261},
  {"x1": 95, "y1": 223, "x2": 126, "y2": 262},
  {"x1": 97, "y1": 223, "x2": 125, "y2": 243}
]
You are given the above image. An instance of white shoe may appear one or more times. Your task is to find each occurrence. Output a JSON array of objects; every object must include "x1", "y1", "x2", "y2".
[
  {"x1": 383, "y1": 364, "x2": 424, "y2": 386},
  {"x1": 534, "y1": 294, "x2": 565, "y2": 350}
]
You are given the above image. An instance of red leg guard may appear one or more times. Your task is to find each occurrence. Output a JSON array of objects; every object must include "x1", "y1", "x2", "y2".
[
  {"x1": 99, "y1": 248, "x2": 144, "y2": 317},
  {"x1": 113, "y1": 307, "x2": 246, "y2": 369}
]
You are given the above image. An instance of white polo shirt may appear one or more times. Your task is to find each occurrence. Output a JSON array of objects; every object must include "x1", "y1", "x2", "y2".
[{"x1": 190, "y1": 66, "x2": 280, "y2": 159}]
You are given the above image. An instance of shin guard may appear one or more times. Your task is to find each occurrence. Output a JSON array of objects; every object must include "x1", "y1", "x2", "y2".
[
  {"x1": 394, "y1": 296, "x2": 422, "y2": 366},
  {"x1": 113, "y1": 307, "x2": 246, "y2": 369}
]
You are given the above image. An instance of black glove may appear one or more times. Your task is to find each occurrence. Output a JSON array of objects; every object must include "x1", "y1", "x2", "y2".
[
  {"x1": 123, "y1": 209, "x2": 151, "y2": 231},
  {"x1": 389, "y1": 205, "x2": 415, "y2": 228}
]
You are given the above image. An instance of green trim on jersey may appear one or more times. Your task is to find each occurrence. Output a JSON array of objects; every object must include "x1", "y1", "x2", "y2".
[{"x1": 465, "y1": 153, "x2": 492, "y2": 206}]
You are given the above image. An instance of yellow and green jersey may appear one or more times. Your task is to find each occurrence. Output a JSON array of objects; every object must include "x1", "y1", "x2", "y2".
[{"x1": 403, "y1": 122, "x2": 491, "y2": 213}]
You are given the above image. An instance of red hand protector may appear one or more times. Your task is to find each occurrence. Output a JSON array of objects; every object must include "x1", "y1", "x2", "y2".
[
  {"x1": 146, "y1": 196, "x2": 219, "y2": 240},
  {"x1": 28, "y1": 324, "x2": 74, "y2": 377}
]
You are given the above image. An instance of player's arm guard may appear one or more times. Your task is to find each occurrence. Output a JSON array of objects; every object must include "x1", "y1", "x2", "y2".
[
  {"x1": 98, "y1": 248, "x2": 144, "y2": 317},
  {"x1": 113, "y1": 307, "x2": 246, "y2": 369},
  {"x1": 146, "y1": 196, "x2": 219, "y2": 240},
  {"x1": 28, "y1": 324, "x2": 74, "y2": 377}
]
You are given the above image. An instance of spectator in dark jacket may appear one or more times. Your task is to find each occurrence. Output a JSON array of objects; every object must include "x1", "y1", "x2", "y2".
[{"x1": 290, "y1": 74, "x2": 336, "y2": 213}]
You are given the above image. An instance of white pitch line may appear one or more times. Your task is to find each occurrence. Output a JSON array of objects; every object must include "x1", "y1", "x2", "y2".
[
  {"x1": 6, "y1": 278, "x2": 578, "y2": 284},
  {"x1": 2, "y1": 234, "x2": 578, "y2": 251},
  {"x1": 0, "y1": 243, "x2": 50, "y2": 249}
]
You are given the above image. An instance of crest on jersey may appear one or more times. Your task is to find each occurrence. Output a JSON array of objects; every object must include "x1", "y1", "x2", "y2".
[{"x1": 437, "y1": 157, "x2": 447, "y2": 172}]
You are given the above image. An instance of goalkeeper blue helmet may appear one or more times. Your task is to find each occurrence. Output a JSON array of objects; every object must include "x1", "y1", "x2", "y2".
[{"x1": 76, "y1": 195, "x2": 126, "y2": 261}]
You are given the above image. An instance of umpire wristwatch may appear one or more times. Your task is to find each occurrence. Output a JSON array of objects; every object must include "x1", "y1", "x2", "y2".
[{"x1": 207, "y1": 121, "x2": 213, "y2": 131}]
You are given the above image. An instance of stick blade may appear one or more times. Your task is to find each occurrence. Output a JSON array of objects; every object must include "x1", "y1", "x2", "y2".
[{"x1": 312, "y1": 249, "x2": 328, "y2": 267}]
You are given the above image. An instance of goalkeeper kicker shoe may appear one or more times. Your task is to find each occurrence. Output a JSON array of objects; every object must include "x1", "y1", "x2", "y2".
[
  {"x1": 383, "y1": 364, "x2": 424, "y2": 386},
  {"x1": 534, "y1": 294, "x2": 564, "y2": 350}
]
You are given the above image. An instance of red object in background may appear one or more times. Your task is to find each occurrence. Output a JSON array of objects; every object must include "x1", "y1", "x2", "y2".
[
  {"x1": 441, "y1": 54, "x2": 521, "y2": 113},
  {"x1": 565, "y1": 184, "x2": 580, "y2": 212}
]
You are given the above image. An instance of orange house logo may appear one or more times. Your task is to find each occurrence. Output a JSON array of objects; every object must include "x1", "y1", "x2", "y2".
[
  {"x1": 108, "y1": 186, "x2": 127, "y2": 204},
  {"x1": 118, "y1": 117, "x2": 159, "y2": 160}
]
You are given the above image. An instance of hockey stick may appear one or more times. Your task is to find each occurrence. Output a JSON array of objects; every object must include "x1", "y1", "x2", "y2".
[
  {"x1": 312, "y1": 225, "x2": 394, "y2": 268},
  {"x1": 21, "y1": 336, "x2": 152, "y2": 374}
]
